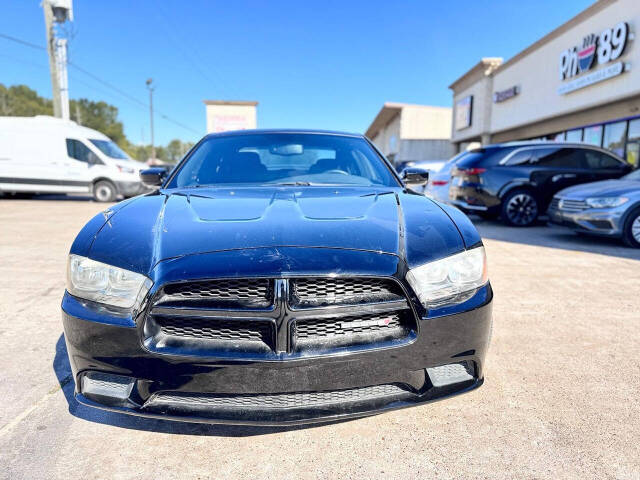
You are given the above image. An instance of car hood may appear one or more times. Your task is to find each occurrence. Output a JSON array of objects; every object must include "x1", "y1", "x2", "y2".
[
  {"x1": 557, "y1": 179, "x2": 640, "y2": 199},
  {"x1": 84, "y1": 186, "x2": 472, "y2": 274}
]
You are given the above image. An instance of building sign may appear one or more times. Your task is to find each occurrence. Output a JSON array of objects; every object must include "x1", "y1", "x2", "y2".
[
  {"x1": 558, "y1": 21, "x2": 630, "y2": 94},
  {"x1": 455, "y1": 96, "x2": 473, "y2": 130},
  {"x1": 211, "y1": 114, "x2": 250, "y2": 132},
  {"x1": 558, "y1": 61, "x2": 625, "y2": 95},
  {"x1": 493, "y1": 85, "x2": 520, "y2": 103}
]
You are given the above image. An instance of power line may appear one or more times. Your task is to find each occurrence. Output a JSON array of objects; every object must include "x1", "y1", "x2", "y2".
[
  {"x1": 0, "y1": 31, "x2": 201, "y2": 135},
  {"x1": 0, "y1": 32, "x2": 45, "y2": 51},
  {"x1": 153, "y1": 2, "x2": 243, "y2": 100}
]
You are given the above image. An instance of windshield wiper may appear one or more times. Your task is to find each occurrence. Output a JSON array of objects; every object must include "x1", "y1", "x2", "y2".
[{"x1": 272, "y1": 181, "x2": 313, "y2": 186}]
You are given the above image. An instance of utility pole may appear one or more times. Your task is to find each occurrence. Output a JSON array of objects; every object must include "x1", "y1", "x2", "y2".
[
  {"x1": 146, "y1": 78, "x2": 156, "y2": 163},
  {"x1": 42, "y1": 0, "x2": 73, "y2": 120}
]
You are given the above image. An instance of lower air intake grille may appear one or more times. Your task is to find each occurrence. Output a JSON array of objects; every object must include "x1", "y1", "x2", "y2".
[
  {"x1": 291, "y1": 278, "x2": 403, "y2": 307},
  {"x1": 155, "y1": 316, "x2": 273, "y2": 344},
  {"x1": 147, "y1": 384, "x2": 410, "y2": 410}
]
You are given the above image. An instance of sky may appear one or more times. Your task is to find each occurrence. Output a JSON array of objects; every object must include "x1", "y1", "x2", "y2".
[{"x1": 0, "y1": 0, "x2": 594, "y2": 146}]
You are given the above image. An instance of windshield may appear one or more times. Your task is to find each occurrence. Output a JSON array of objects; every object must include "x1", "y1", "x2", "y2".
[
  {"x1": 167, "y1": 133, "x2": 398, "y2": 188},
  {"x1": 623, "y1": 169, "x2": 640, "y2": 181},
  {"x1": 89, "y1": 139, "x2": 129, "y2": 160}
]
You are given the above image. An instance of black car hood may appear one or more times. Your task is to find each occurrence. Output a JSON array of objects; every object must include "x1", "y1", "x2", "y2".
[{"x1": 83, "y1": 186, "x2": 470, "y2": 274}]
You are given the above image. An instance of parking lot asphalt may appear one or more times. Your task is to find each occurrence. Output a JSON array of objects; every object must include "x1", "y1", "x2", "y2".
[{"x1": 1, "y1": 198, "x2": 639, "y2": 480}]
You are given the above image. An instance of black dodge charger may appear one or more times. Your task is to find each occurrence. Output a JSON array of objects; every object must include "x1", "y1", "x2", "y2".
[{"x1": 62, "y1": 130, "x2": 492, "y2": 425}]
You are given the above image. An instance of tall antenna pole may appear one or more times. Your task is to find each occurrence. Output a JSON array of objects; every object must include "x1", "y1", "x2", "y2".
[
  {"x1": 42, "y1": 0, "x2": 73, "y2": 119},
  {"x1": 146, "y1": 78, "x2": 155, "y2": 162},
  {"x1": 43, "y1": 1, "x2": 61, "y2": 118}
]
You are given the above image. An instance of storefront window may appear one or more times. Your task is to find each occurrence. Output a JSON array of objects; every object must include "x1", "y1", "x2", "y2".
[
  {"x1": 626, "y1": 118, "x2": 640, "y2": 168},
  {"x1": 583, "y1": 125, "x2": 603, "y2": 146},
  {"x1": 602, "y1": 121, "x2": 627, "y2": 157},
  {"x1": 565, "y1": 129, "x2": 582, "y2": 142},
  {"x1": 552, "y1": 132, "x2": 565, "y2": 142}
]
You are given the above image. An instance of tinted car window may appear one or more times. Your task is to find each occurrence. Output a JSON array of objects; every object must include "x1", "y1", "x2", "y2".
[
  {"x1": 456, "y1": 147, "x2": 517, "y2": 168},
  {"x1": 533, "y1": 147, "x2": 582, "y2": 168},
  {"x1": 503, "y1": 149, "x2": 534, "y2": 166},
  {"x1": 66, "y1": 139, "x2": 94, "y2": 163},
  {"x1": 584, "y1": 151, "x2": 624, "y2": 169},
  {"x1": 168, "y1": 133, "x2": 399, "y2": 188}
]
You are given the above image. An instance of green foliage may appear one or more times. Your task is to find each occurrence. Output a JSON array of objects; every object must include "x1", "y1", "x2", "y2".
[
  {"x1": 0, "y1": 83, "x2": 191, "y2": 164},
  {"x1": 0, "y1": 84, "x2": 53, "y2": 116}
]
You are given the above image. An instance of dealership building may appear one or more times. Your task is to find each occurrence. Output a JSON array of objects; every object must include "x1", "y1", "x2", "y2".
[{"x1": 450, "y1": 0, "x2": 640, "y2": 168}]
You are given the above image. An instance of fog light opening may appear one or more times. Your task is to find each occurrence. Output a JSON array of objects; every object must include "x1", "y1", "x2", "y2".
[
  {"x1": 81, "y1": 372, "x2": 135, "y2": 402},
  {"x1": 427, "y1": 362, "x2": 474, "y2": 388}
]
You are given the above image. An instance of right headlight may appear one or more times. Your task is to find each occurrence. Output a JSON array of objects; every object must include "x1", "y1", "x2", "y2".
[
  {"x1": 67, "y1": 254, "x2": 152, "y2": 310},
  {"x1": 406, "y1": 247, "x2": 488, "y2": 308}
]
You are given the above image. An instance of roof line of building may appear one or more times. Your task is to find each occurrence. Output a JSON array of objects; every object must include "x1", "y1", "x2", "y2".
[
  {"x1": 364, "y1": 102, "x2": 451, "y2": 139},
  {"x1": 203, "y1": 100, "x2": 259, "y2": 106},
  {"x1": 448, "y1": 58, "x2": 503, "y2": 90}
]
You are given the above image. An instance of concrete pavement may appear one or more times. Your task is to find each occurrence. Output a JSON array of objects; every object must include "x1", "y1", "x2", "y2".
[{"x1": 1, "y1": 198, "x2": 639, "y2": 479}]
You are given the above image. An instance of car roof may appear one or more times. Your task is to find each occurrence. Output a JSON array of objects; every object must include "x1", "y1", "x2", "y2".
[
  {"x1": 471, "y1": 141, "x2": 625, "y2": 159},
  {"x1": 202, "y1": 128, "x2": 363, "y2": 139}
]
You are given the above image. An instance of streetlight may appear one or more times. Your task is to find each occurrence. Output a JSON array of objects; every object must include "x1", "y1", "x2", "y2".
[{"x1": 146, "y1": 78, "x2": 155, "y2": 163}]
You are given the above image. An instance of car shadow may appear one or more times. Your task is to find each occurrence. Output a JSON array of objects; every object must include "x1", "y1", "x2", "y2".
[
  {"x1": 469, "y1": 214, "x2": 640, "y2": 261},
  {"x1": 1, "y1": 193, "x2": 95, "y2": 201},
  {"x1": 53, "y1": 334, "x2": 346, "y2": 436}
]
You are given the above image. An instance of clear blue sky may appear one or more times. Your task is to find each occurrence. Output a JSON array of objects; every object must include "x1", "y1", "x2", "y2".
[{"x1": 0, "y1": 0, "x2": 594, "y2": 145}]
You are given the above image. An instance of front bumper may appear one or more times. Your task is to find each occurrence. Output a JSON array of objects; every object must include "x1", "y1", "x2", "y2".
[
  {"x1": 62, "y1": 288, "x2": 492, "y2": 425},
  {"x1": 548, "y1": 204, "x2": 625, "y2": 237}
]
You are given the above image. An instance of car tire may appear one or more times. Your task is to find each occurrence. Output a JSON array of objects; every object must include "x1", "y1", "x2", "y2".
[
  {"x1": 501, "y1": 189, "x2": 539, "y2": 227},
  {"x1": 93, "y1": 180, "x2": 117, "y2": 202},
  {"x1": 622, "y1": 207, "x2": 640, "y2": 248}
]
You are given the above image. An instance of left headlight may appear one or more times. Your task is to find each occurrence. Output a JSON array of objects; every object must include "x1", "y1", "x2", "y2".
[
  {"x1": 66, "y1": 254, "x2": 153, "y2": 309},
  {"x1": 406, "y1": 247, "x2": 488, "y2": 308},
  {"x1": 585, "y1": 197, "x2": 628, "y2": 208}
]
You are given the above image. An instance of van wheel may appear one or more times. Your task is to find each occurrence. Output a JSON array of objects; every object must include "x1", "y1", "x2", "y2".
[
  {"x1": 622, "y1": 207, "x2": 640, "y2": 248},
  {"x1": 93, "y1": 181, "x2": 117, "y2": 202},
  {"x1": 501, "y1": 189, "x2": 539, "y2": 227}
]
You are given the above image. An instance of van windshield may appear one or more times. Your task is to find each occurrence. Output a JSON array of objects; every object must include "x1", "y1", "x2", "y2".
[{"x1": 89, "y1": 139, "x2": 129, "y2": 159}]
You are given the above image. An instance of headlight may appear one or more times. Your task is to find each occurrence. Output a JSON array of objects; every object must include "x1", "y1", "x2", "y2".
[
  {"x1": 585, "y1": 197, "x2": 628, "y2": 208},
  {"x1": 67, "y1": 255, "x2": 152, "y2": 309},
  {"x1": 406, "y1": 247, "x2": 488, "y2": 308}
]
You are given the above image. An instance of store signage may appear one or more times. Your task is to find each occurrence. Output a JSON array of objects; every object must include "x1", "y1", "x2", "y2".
[
  {"x1": 557, "y1": 61, "x2": 625, "y2": 95},
  {"x1": 559, "y1": 21, "x2": 629, "y2": 82},
  {"x1": 455, "y1": 96, "x2": 473, "y2": 130},
  {"x1": 493, "y1": 85, "x2": 520, "y2": 103}
]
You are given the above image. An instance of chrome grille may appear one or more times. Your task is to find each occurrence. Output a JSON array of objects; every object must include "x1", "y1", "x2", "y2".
[
  {"x1": 554, "y1": 198, "x2": 589, "y2": 212},
  {"x1": 146, "y1": 384, "x2": 410, "y2": 410},
  {"x1": 291, "y1": 277, "x2": 403, "y2": 307}
]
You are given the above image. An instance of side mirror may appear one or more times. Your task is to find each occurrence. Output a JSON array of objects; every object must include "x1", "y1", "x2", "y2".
[
  {"x1": 401, "y1": 167, "x2": 430, "y2": 188},
  {"x1": 140, "y1": 167, "x2": 167, "y2": 187}
]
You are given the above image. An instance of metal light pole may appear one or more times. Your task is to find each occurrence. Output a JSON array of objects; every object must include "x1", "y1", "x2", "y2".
[{"x1": 146, "y1": 78, "x2": 155, "y2": 163}]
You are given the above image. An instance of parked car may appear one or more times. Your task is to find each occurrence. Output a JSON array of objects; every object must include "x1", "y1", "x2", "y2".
[
  {"x1": 0, "y1": 115, "x2": 147, "y2": 202},
  {"x1": 448, "y1": 142, "x2": 632, "y2": 226},
  {"x1": 424, "y1": 151, "x2": 470, "y2": 203},
  {"x1": 396, "y1": 159, "x2": 447, "y2": 175},
  {"x1": 548, "y1": 168, "x2": 640, "y2": 248},
  {"x1": 62, "y1": 129, "x2": 493, "y2": 425}
]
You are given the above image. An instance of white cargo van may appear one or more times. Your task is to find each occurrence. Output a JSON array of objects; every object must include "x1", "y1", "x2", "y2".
[{"x1": 0, "y1": 116, "x2": 147, "y2": 202}]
